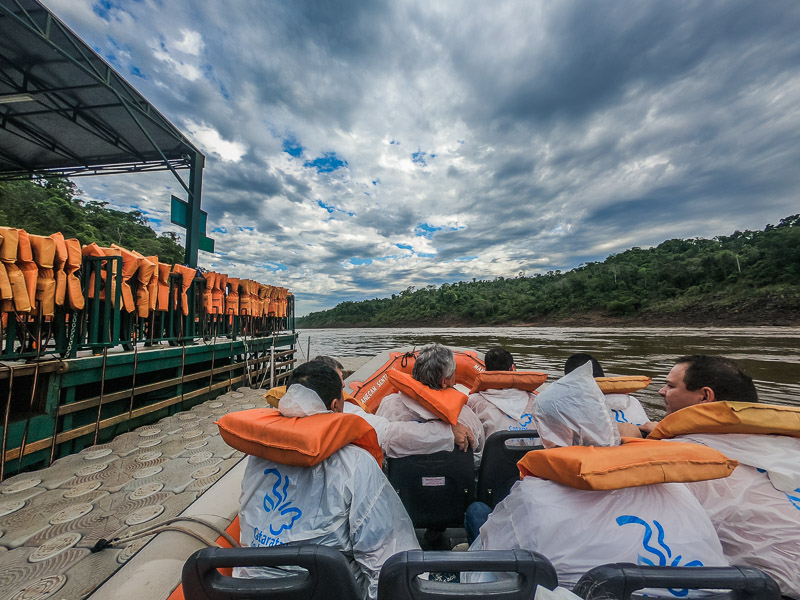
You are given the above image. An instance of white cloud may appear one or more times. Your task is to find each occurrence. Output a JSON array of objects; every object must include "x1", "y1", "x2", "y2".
[{"x1": 46, "y1": 0, "x2": 800, "y2": 315}]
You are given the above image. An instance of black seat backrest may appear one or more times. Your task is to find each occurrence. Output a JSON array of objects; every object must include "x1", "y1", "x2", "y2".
[
  {"x1": 378, "y1": 549, "x2": 558, "y2": 600},
  {"x1": 181, "y1": 545, "x2": 362, "y2": 600},
  {"x1": 477, "y1": 430, "x2": 543, "y2": 508},
  {"x1": 573, "y1": 563, "x2": 781, "y2": 600},
  {"x1": 386, "y1": 449, "x2": 476, "y2": 529}
]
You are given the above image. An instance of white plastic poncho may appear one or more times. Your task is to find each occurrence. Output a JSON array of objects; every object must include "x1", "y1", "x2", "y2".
[
  {"x1": 467, "y1": 388, "x2": 537, "y2": 441},
  {"x1": 468, "y1": 363, "x2": 728, "y2": 591},
  {"x1": 468, "y1": 478, "x2": 729, "y2": 590},
  {"x1": 672, "y1": 433, "x2": 800, "y2": 597},
  {"x1": 376, "y1": 391, "x2": 485, "y2": 456},
  {"x1": 236, "y1": 384, "x2": 420, "y2": 600},
  {"x1": 604, "y1": 393, "x2": 650, "y2": 426},
  {"x1": 533, "y1": 362, "x2": 621, "y2": 449},
  {"x1": 343, "y1": 401, "x2": 455, "y2": 458}
]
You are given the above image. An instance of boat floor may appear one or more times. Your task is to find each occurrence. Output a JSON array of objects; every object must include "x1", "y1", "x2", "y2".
[{"x1": 0, "y1": 387, "x2": 264, "y2": 600}]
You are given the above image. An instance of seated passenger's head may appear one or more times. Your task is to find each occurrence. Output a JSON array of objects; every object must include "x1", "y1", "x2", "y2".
[
  {"x1": 564, "y1": 353, "x2": 605, "y2": 377},
  {"x1": 412, "y1": 344, "x2": 456, "y2": 390},
  {"x1": 484, "y1": 348, "x2": 515, "y2": 371},
  {"x1": 661, "y1": 355, "x2": 757, "y2": 415},
  {"x1": 311, "y1": 355, "x2": 344, "y2": 383},
  {"x1": 286, "y1": 361, "x2": 344, "y2": 412},
  {"x1": 533, "y1": 362, "x2": 620, "y2": 448}
]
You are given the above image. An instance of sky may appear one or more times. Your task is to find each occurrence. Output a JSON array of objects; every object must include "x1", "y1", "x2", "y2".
[{"x1": 43, "y1": 0, "x2": 800, "y2": 315}]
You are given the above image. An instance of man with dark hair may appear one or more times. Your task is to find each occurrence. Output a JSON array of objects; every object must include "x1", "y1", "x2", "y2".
[
  {"x1": 285, "y1": 360, "x2": 344, "y2": 410},
  {"x1": 660, "y1": 355, "x2": 758, "y2": 415},
  {"x1": 237, "y1": 360, "x2": 419, "y2": 599},
  {"x1": 484, "y1": 348, "x2": 514, "y2": 372},
  {"x1": 644, "y1": 355, "x2": 799, "y2": 597},
  {"x1": 564, "y1": 353, "x2": 605, "y2": 377},
  {"x1": 467, "y1": 347, "x2": 537, "y2": 441}
]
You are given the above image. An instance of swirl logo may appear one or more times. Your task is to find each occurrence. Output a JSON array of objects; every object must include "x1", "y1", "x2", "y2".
[
  {"x1": 616, "y1": 515, "x2": 703, "y2": 597},
  {"x1": 518, "y1": 413, "x2": 533, "y2": 427},
  {"x1": 611, "y1": 409, "x2": 630, "y2": 424},
  {"x1": 262, "y1": 468, "x2": 303, "y2": 535},
  {"x1": 787, "y1": 489, "x2": 800, "y2": 511}
]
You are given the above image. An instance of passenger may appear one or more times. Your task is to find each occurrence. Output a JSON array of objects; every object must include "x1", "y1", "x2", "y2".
[
  {"x1": 376, "y1": 343, "x2": 484, "y2": 456},
  {"x1": 465, "y1": 362, "x2": 728, "y2": 590},
  {"x1": 236, "y1": 361, "x2": 420, "y2": 600},
  {"x1": 467, "y1": 348, "x2": 537, "y2": 440},
  {"x1": 647, "y1": 355, "x2": 799, "y2": 598},
  {"x1": 565, "y1": 353, "x2": 650, "y2": 429}
]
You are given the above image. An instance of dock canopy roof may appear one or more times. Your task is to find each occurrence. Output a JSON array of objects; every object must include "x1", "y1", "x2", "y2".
[{"x1": 0, "y1": 0, "x2": 203, "y2": 180}]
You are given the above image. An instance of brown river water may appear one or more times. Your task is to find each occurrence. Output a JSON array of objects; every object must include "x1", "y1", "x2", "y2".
[{"x1": 297, "y1": 326, "x2": 800, "y2": 420}]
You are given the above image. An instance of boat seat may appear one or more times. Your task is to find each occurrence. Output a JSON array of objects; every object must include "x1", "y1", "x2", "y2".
[
  {"x1": 386, "y1": 449, "x2": 476, "y2": 529},
  {"x1": 181, "y1": 545, "x2": 362, "y2": 600},
  {"x1": 573, "y1": 563, "x2": 780, "y2": 600},
  {"x1": 477, "y1": 430, "x2": 543, "y2": 508},
  {"x1": 377, "y1": 549, "x2": 558, "y2": 600}
]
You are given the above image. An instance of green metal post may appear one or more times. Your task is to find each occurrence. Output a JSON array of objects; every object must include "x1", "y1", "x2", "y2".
[{"x1": 184, "y1": 153, "x2": 205, "y2": 268}]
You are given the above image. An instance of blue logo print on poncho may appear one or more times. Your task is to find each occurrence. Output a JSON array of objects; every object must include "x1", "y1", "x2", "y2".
[
  {"x1": 262, "y1": 468, "x2": 303, "y2": 535},
  {"x1": 617, "y1": 515, "x2": 703, "y2": 597},
  {"x1": 519, "y1": 413, "x2": 533, "y2": 427}
]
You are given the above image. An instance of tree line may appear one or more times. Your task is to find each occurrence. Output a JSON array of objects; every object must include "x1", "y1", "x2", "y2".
[
  {"x1": 298, "y1": 215, "x2": 800, "y2": 327},
  {"x1": 0, "y1": 178, "x2": 185, "y2": 264}
]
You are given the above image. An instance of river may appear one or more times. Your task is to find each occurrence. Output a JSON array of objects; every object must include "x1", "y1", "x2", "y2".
[{"x1": 297, "y1": 326, "x2": 800, "y2": 419}]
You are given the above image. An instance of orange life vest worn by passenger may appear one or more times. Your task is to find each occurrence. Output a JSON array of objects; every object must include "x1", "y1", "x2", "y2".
[
  {"x1": 595, "y1": 376, "x2": 652, "y2": 395},
  {"x1": 216, "y1": 407, "x2": 383, "y2": 466},
  {"x1": 386, "y1": 370, "x2": 467, "y2": 426},
  {"x1": 469, "y1": 371, "x2": 548, "y2": 394},
  {"x1": 647, "y1": 401, "x2": 800, "y2": 440},
  {"x1": 263, "y1": 385, "x2": 369, "y2": 411},
  {"x1": 517, "y1": 437, "x2": 738, "y2": 491},
  {"x1": 350, "y1": 350, "x2": 485, "y2": 413}
]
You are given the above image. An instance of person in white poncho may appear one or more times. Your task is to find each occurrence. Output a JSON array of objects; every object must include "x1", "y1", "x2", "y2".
[
  {"x1": 236, "y1": 361, "x2": 420, "y2": 600},
  {"x1": 649, "y1": 355, "x2": 800, "y2": 599},
  {"x1": 310, "y1": 355, "x2": 460, "y2": 459},
  {"x1": 376, "y1": 343, "x2": 484, "y2": 456},
  {"x1": 564, "y1": 353, "x2": 649, "y2": 427},
  {"x1": 467, "y1": 348, "x2": 537, "y2": 440},
  {"x1": 465, "y1": 362, "x2": 728, "y2": 590}
]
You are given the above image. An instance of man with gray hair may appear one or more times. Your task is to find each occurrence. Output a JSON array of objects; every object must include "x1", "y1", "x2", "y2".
[{"x1": 376, "y1": 343, "x2": 483, "y2": 457}]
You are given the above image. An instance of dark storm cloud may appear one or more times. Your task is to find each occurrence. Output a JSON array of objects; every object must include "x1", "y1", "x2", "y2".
[{"x1": 45, "y1": 0, "x2": 800, "y2": 314}]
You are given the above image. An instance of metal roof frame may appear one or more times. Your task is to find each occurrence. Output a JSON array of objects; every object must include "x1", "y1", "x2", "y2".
[{"x1": 0, "y1": 0, "x2": 206, "y2": 266}]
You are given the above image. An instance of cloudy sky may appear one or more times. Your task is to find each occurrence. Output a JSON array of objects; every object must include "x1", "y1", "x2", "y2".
[{"x1": 44, "y1": 0, "x2": 800, "y2": 315}]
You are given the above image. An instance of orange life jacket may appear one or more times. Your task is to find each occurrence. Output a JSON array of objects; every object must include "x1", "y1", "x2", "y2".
[
  {"x1": 595, "y1": 376, "x2": 652, "y2": 395},
  {"x1": 29, "y1": 234, "x2": 57, "y2": 317},
  {"x1": 105, "y1": 245, "x2": 139, "y2": 313},
  {"x1": 386, "y1": 370, "x2": 467, "y2": 426},
  {"x1": 49, "y1": 233, "x2": 68, "y2": 308},
  {"x1": 648, "y1": 401, "x2": 800, "y2": 440},
  {"x1": 16, "y1": 230, "x2": 37, "y2": 313},
  {"x1": 216, "y1": 408, "x2": 382, "y2": 466},
  {"x1": 469, "y1": 371, "x2": 548, "y2": 394},
  {"x1": 225, "y1": 277, "x2": 240, "y2": 316},
  {"x1": 155, "y1": 263, "x2": 172, "y2": 311},
  {"x1": 517, "y1": 437, "x2": 737, "y2": 491},
  {"x1": 64, "y1": 238, "x2": 84, "y2": 310},
  {"x1": 172, "y1": 264, "x2": 196, "y2": 316}
]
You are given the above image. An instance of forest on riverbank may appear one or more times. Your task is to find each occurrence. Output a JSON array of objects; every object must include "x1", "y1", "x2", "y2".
[
  {"x1": 0, "y1": 178, "x2": 184, "y2": 263},
  {"x1": 299, "y1": 215, "x2": 800, "y2": 328}
]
